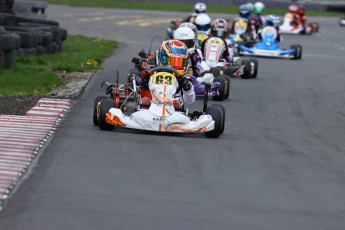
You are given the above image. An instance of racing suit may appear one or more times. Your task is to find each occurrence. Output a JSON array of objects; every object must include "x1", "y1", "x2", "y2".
[
  {"x1": 140, "y1": 68, "x2": 195, "y2": 105},
  {"x1": 200, "y1": 36, "x2": 234, "y2": 63}
]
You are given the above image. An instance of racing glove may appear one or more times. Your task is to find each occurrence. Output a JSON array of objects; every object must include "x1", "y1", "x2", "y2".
[{"x1": 177, "y1": 76, "x2": 192, "y2": 92}]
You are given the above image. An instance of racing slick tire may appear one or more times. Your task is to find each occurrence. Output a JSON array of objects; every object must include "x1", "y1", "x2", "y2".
[
  {"x1": 291, "y1": 44, "x2": 302, "y2": 60},
  {"x1": 210, "y1": 67, "x2": 221, "y2": 78},
  {"x1": 212, "y1": 77, "x2": 226, "y2": 101},
  {"x1": 249, "y1": 58, "x2": 258, "y2": 78},
  {"x1": 224, "y1": 67, "x2": 235, "y2": 76},
  {"x1": 212, "y1": 104, "x2": 226, "y2": 134},
  {"x1": 99, "y1": 99, "x2": 115, "y2": 131},
  {"x1": 340, "y1": 18, "x2": 345, "y2": 27},
  {"x1": 241, "y1": 59, "x2": 251, "y2": 79},
  {"x1": 223, "y1": 75, "x2": 231, "y2": 99},
  {"x1": 205, "y1": 106, "x2": 224, "y2": 138},
  {"x1": 93, "y1": 96, "x2": 108, "y2": 126}
]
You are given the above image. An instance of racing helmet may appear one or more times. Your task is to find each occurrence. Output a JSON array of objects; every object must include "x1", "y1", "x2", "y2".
[
  {"x1": 288, "y1": 4, "x2": 298, "y2": 13},
  {"x1": 246, "y1": 2, "x2": 254, "y2": 12},
  {"x1": 239, "y1": 3, "x2": 253, "y2": 19},
  {"x1": 254, "y1": 2, "x2": 265, "y2": 15},
  {"x1": 173, "y1": 27, "x2": 197, "y2": 53},
  {"x1": 195, "y1": 13, "x2": 212, "y2": 33},
  {"x1": 179, "y1": 22, "x2": 198, "y2": 39},
  {"x1": 194, "y1": 2, "x2": 207, "y2": 14},
  {"x1": 211, "y1": 18, "x2": 229, "y2": 39},
  {"x1": 297, "y1": 5, "x2": 305, "y2": 15},
  {"x1": 265, "y1": 14, "x2": 281, "y2": 28},
  {"x1": 158, "y1": 40, "x2": 189, "y2": 75}
]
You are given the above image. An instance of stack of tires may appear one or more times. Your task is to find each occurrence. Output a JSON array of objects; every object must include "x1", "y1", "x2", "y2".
[{"x1": 0, "y1": 13, "x2": 67, "y2": 69}]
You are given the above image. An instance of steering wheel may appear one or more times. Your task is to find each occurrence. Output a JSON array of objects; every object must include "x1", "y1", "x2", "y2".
[{"x1": 149, "y1": 67, "x2": 180, "y2": 77}]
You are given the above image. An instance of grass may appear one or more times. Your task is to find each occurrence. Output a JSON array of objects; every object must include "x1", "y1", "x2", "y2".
[
  {"x1": 38, "y1": 0, "x2": 343, "y2": 16},
  {"x1": 0, "y1": 35, "x2": 117, "y2": 96}
]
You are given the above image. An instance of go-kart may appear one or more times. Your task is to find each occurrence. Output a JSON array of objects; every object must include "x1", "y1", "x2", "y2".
[
  {"x1": 94, "y1": 67, "x2": 225, "y2": 138},
  {"x1": 279, "y1": 13, "x2": 319, "y2": 35},
  {"x1": 202, "y1": 36, "x2": 258, "y2": 80},
  {"x1": 239, "y1": 26, "x2": 302, "y2": 60}
]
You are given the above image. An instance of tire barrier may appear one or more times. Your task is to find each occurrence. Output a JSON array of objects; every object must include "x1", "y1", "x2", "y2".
[{"x1": 0, "y1": 13, "x2": 68, "y2": 69}]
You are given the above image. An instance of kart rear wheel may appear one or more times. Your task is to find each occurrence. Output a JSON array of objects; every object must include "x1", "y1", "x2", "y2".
[
  {"x1": 210, "y1": 67, "x2": 221, "y2": 78},
  {"x1": 290, "y1": 44, "x2": 302, "y2": 60},
  {"x1": 99, "y1": 99, "x2": 115, "y2": 131},
  {"x1": 249, "y1": 58, "x2": 258, "y2": 78},
  {"x1": 212, "y1": 77, "x2": 226, "y2": 101},
  {"x1": 212, "y1": 104, "x2": 225, "y2": 134},
  {"x1": 223, "y1": 75, "x2": 231, "y2": 99},
  {"x1": 311, "y1": 22, "x2": 319, "y2": 32},
  {"x1": 224, "y1": 67, "x2": 235, "y2": 76},
  {"x1": 205, "y1": 106, "x2": 224, "y2": 138},
  {"x1": 93, "y1": 96, "x2": 108, "y2": 126},
  {"x1": 241, "y1": 59, "x2": 251, "y2": 79}
]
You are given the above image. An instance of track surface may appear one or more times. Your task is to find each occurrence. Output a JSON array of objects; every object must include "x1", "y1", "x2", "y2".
[{"x1": 1, "y1": 5, "x2": 345, "y2": 230}]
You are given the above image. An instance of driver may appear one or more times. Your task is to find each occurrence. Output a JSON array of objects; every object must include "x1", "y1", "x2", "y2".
[
  {"x1": 184, "y1": 2, "x2": 207, "y2": 23},
  {"x1": 140, "y1": 40, "x2": 195, "y2": 106},
  {"x1": 297, "y1": 5, "x2": 307, "y2": 33},
  {"x1": 173, "y1": 25, "x2": 202, "y2": 78},
  {"x1": 259, "y1": 14, "x2": 282, "y2": 43},
  {"x1": 287, "y1": 4, "x2": 300, "y2": 27},
  {"x1": 200, "y1": 18, "x2": 233, "y2": 63}
]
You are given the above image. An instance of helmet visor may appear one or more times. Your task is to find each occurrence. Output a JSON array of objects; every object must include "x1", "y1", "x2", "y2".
[
  {"x1": 196, "y1": 24, "x2": 211, "y2": 32},
  {"x1": 162, "y1": 55, "x2": 188, "y2": 70},
  {"x1": 181, "y1": 39, "x2": 195, "y2": 49},
  {"x1": 213, "y1": 29, "x2": 225, "y2": 38}
]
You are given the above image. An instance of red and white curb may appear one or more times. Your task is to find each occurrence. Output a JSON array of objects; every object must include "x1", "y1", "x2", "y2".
[{"x1": 0, "y1": 98, "x2": 70, "y2": 210}]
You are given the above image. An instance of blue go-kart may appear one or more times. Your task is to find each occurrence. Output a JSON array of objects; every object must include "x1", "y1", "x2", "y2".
[{"x1": 239, "y1": 26, "x2": 302, "y2": 60}]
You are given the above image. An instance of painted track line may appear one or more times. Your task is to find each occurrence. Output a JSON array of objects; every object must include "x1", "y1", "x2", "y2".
[{"x1": 0, "y1": 98, "x2": 71, "y2": 210}]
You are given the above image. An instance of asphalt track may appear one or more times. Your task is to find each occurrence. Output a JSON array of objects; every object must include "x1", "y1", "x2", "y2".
[{"x1": 1, "y1": 5, "x2": 345, "y2": 230}]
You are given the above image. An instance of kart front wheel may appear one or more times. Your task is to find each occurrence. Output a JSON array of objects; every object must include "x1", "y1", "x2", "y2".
[
  {"x1": 223, "y1": 75, "x2": 231, "y2": 99},
  {"x1": 205, "y1": 106, "x2": 224, "y2": 138},
  {"x1": 291, "y1": 44, "x2": 302, "y2": 60},
  {"x1": 93, "y1": 96, "x2": 108, "y2": 126},
  {"x1": 249, "y1": 58, "x2": 258, "y2": 78},
  {"x1": 212, "y1": 104, "x2": 226, "y2": 134},
  {"x1": 241, "y1": 59, "x2": 251, "y2": 79},
  {"x1": 99, "y1": 99, "x2": 115, "y2": 131},
  {"x1": 212, "y1": 77, "x2": 226, "y2": 101}
]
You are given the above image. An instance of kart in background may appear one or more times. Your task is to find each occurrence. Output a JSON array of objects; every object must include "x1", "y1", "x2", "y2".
[
  {"x1": 239, "y1": 26, "x2": 302, "y2": 60},
  {"x1": 279, "y1": 13, "x2": 319, "y2": 35},
  {"x1": 202, "y1": 36, "x2": 258, "y2": 80}
]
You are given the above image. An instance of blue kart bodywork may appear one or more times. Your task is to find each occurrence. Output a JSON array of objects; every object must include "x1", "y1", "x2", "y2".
[{"x1": 239, "y1": 26, "x2": 302, "y2": 59}]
